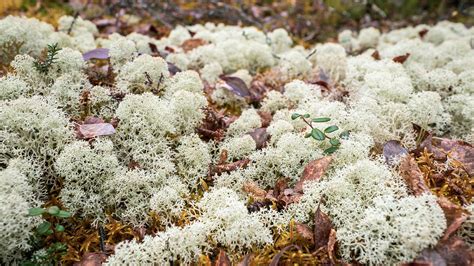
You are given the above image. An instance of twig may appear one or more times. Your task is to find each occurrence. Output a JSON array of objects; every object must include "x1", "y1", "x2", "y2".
[{"x1": 67, "y1": 12, "x2": 80, "y2": 35}]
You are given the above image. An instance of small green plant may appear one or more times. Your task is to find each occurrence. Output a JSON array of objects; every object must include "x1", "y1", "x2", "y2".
[
  {"x1": 291, "y1": 113, "x2": 349, "y2": 154},
  {"x1": 33, "y1": 43, "x2": 61, "y2": 74},
  {"x1": 25, "y1": 205, "x2": 71, "y2": 265}
]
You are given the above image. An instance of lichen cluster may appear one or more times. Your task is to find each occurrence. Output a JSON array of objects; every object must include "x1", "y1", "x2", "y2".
[{"x1": 0, "y1": 15, "x2": 472, "y2": 265}]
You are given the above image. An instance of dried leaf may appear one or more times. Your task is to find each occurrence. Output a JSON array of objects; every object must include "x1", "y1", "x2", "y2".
[
  {"x1": 419, "y1": 29, "x2": 429, "y2": 38},
  {"x1": 215, "y1": 249, "x2": 231, "y2": 266},
  {"x1": 211, "y1": 158, "x2": 250, "y2": 175},
  {"x1": 237, "y1": 254, "x2": 253, "y2": 266},
  {"x1": 314, "y1": 204, "x2": 333, "y2": 250},
  {"x1": 181, "y1": 38, "x2": 207, "y2": 52},
  {"x1": 393, "y1": 53, "x2": 410, "y2": 63},
  {"x1": 219, "y1": 75, "x2": 251, "y2": 98},
  {"x1": 243, "y1": 180, "x2": 267, "y2": 199},
  {"x1": 167, "y1": 62, "x2": 181, "y2": 75},
  {"x1": 399, "y1": 155, "x2": 430, "y2": 196},
  {"x1": 431, "y1": 137, "x2": 474, "y2": 176},
  {"x1": 269, "y1": 245, "x2": 302, "y2": 266},
  {"x1": 78, "y1": 123, "x2": 115, "y2": 139},
  {"x1": 437, "y1": 197, "x2": 469, "y2": 241},
  {"x1": 83, "y1": 48, "x2": 110, "y2": 61},
  {"x1": 294, "y1": 156, "x2": 332, "y2": 193},
  {"x1": 383, "y1": 140, "x2": 408, "y2": 166},
  {"x1": 273, "y1": 178, "x2": 289, "y2": 198},
  {"x1": 247, "y1": 127, "x2": 270, "y2": 149},
  {"x1": 257, "y1": 110, "x2": 272, "y2": 127},
  {"x1": 296, "y1": 223, "x2": 314, "y2": 244},
  {"x1": 371, "y1": 50, "x2": 381, "y2": 60},
  {"x1": 408, "y1": 236, "x2": 473, "y2": 266},
  {"x1": 83, "y1": 116, "x2": 105, "y2": 124},
  {"x1": 327, "y1": 229, "x2": 337, "y2": 265},
  {"x1": 74, "y1": 252, "x2": 107, "y2": 266}
]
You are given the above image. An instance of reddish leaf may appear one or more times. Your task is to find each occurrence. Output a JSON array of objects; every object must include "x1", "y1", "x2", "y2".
[
  {"x1": 296, "y1": 222, "x2": 314, "y2": 244},
  {"x1": 399, "y1": 155, "x2": 430, "y2": 196},
  {"x1": 83, "y1": 48, "x2": 110, "y2": 61},
  {"x1": 83, "y1": 116, "x2": 105, "y2": 124},
  {"x1": 393, "y1": 53, "x2": 410, "y2": 64},
  {"x1": 211, "y1": 158, "x2": 250, "y2": 176},
  {"x1": 432, "y1": 137, "x2": 473, "y2": 176},
  {"x1": 181, "y1": 38, "x2": 207, "y2": 52},
  {"x1": 294, "y1": 156, "x2": 332, "y2": 193},
  {"x1": 313, "y1": 204, "x2": 333, "y2": 250},
  {"x1": 243, "y1": 180, "x2": 267, "y2": 199},
  {"x1": 273, "y1": 178, "x2": 289, "y2": 198},
  {"x1": 269, "y1": 245, "x2": 302, "y2": 266},
  {"x1": 371, "y1": 50, "x2": 381, "y2": 60},
  {"x1": 419, "y1": 29, "x2": 429, "y2": 38},
  {"x1": 257, "y1": 110, "x2": 272, "y2": 127},
  {"x1": 247, "y1": 127, "x2": 270, "y2": 149},
  {"x1": 437, "y1": 197, "x2": 469, "y2": 241},
  {"x1": 237, "y1": 254, "x2": 253, "y2": 266},
  {"x1": 407, "y1": 236, "x2": 473, "y2": 266},
  {"x1": 215, "y1": 249, "x2": 231, "y2": 266},
  {"x1": 79, "y1": 123, "x2": 115, "y2": 139},
  {"x1": 327, "y1": 229, "x2": 337, "y2": 265},
  {"x1": 383, "y1": 140, "x2": 408, "y2": 166},
  {"x1": 74, "y1": 252, "x2": 107, "y2": 266},
  {"x1": 219, "y1": 75, "x2": 251, "y2": 98}
]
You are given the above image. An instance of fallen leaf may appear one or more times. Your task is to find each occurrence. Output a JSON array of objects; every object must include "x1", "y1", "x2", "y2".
[
  {"x1": 419, "y1": 29, "x2": 429, "y2": 38},
  {"x1": 327, "y1": 229, "x2": 337, "y2": 265},
  {"x1": 296, "y1": 222, "x2": 314, "y2": 244},
  {"x1": 74, "y1": 252, "x2": 107, "y2": 266},
  {"x1": 219, "y1": 75, "x2": 251, "y2": 98},
  {"x1": 269, "y1": 245, "x2": 302, "y2": 266},
  {"x1": 383, "y1": 140, "x2": 408, "y2": 166},
  {"x1": 83, "y1": 48, "x2": 110, "y2": 61},
  {"x1": 257, "y1": 110, "x2": 272, "y2": 127},
  {"x1": 399, "y1": 154, "x2": 430, "y2": 196},
  {"x1": 294, "y1": 156, "x2": 332, "y2": 193},
  {"x1": 79, "y1": 123, "x2": 115, "y2": 139},
  {"x1": 273, "y1": 178, "x2": 289, "y2": 198},
  {"x1": 83, "y1": 116, "x2": 105, "y2": 124},
  {"x1": 431, "y1": 137, "x2": 474, "y2": 176},
  {"x1": 247, "y1": 127, "x2": 270, "y2": 149},
  {"x1": 393, "y1": 53, "x2": 410, "y2": 64},
  {"x1": 437, "y1": 197, "x2": 469, "y2": 241},
  {"x1": 211, "y1": 158, "x2": 250, "y2": 175},
  {"x1": 215, "y1": 249, "x2": 231, "y2": 266},
  {"x1": 313, "y1": 204, "x2": 333, "y2": 251},
  {"x1": 167, "y1": 62, "x2": 181, "y2": 75},
  {"x1": 237, "y1": 254, "x2": 253, "y2": 266},
  {"x1": 181, "y1": 38, "x2": 207, "y2": 52},
  {"x1": 243, "y1": 180, "x2": 267, "y2": 199},
  {"x1": 407, "y1": 236, "x2": 473, "y2": 266},
  {"x1": 371, "y1": 50, "x2": 381, "y2": 60}
]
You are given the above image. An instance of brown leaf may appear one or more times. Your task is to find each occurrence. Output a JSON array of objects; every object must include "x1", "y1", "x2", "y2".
[
  {"x1": 399, "y1": 155, "x2": 430, "y2": 196},
  {"x1": 83, "y1": 48, "x2": 110, "y2": 61},
  {"x1": 294, "y1": 156, "x2": 332, "y2": 193},
  {"x1": 314, "y1": 204, "x2": 333, "y2": 250},
  {"x1": 247, "y1": 127, "x2": 270, "y2": 149},
  {"x1": 408, "y1": 236, "x2": 473, "y2": 266},
  {"x1": 219, "y1": 75, "x2": 251, "y2": 98},
  {"x1": 273, "y1": 178, "x2": 289, "y2": 198},
  {"x1": 437, "y1": 197, "x2": 469, "y2": 241},
  {"x1": 269, "y1": 245, "x2": 302, "y2": 266},
  {"x1": 74, "y1": 252, "x2": 107, "y2": 266},
  {"x1": 243, "y1": 180, "x2": 267, "y2": 199},
  {"x1": 211, "y1": 158, "x2": 250, "y2": 175},
  {"x1": 296, "y1": 222, "x2": 314, "y2": 244},
  {"x1": 419, "y1": 29, "x2": 429, "y2": 38},
  {"x1": 237, "y1": 254, "x2": 253, "y2": 266},
  {"x1": 393, "y1": 53, "x2": 410, "y2": 64},
  {"x1": 431, "y1": 137, "x2": 474, "y2": 175},
  {"x1": 383, "y1": 140, "x2": 408, "y2": 166},
  {"x1": 218, "y1": 149, "x2": 228, "y2": 164},
  {"x1": 181, "y1": 38, "x2": 207, "y2": 52},
  {"x1": 215, "y1": 249, "x2": 231, "y2": 266},
  {"x1": 327, "y1": 229, "x2": 338, "y2": 265},
  {"x1": 257, "y1": 110, "x2": 273, "y2": 127},
  {"x1": 167, "y1": 62, "x2": 181, "y2": 75},
  {"x1": 83, "y1": 116, "x2": 105, "y2": 124},
  {"x1": 371, "y1": 50, "x2": 381, "y2": 60},
  {"x1": 78, "y1": 123, "x2": 116, "y2": 139}
]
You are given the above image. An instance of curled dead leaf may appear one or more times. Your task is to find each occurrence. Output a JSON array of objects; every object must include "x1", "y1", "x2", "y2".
[
  {"x1": 296, "y1": 222, "x2": 314, "y2": 244},
  {"x1": 181, "y1": 38, "x2": 207, "y2": 52},
  {"x1": 393, "y1": 53, "x2": 410, "y2": 63},
  {"x1": 371, "y1": 50, "x2": 381, "y2": 60},
  {"x1": 437, "y1": 197, "x2": 469, "y2": 241},
  {"x1": 219, "y1": 75, "x2": 251, "y2": 98},
  {"x1": 314, "y1": 204, "x2": 333, "y2": 251},
  {"x1": 215, "y1": 249, "x2": 231, "y2": 266},
  {"x1": 294, "y1": 156, "x2": 332, "y2": 193},
  {"x1": 247, "y1": 127, "x2": 270, "y2": 149},
  {"x1": 327, "y1": 229, "x2": 337, "y2": 265},
  {"x1": 243, "y1": 180, "x2": 267, "y2": 199},
  {"x1": 383, "y1": 140, "x2": 408, "y2": 166},
  {"x1": 399, "y1": 154, "x2": 430, "y2": 196},
  {"x1": 78, "y1": 123, "x2": 116, "y2": 139},
  {"x1": 407, "y1": 236, "x2": 473, "y2": 266}
]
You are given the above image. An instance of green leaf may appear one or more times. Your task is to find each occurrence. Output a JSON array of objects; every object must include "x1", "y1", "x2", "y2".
[
  {"x1": 45, "y1": 229, "x2": 54, "y2": 236},
  {"x1": 303, "y1": 113, "x2": 310, "y2": 118},
  {"x1": 324, "y1": 125, "x2": 339, "y2": 133},
  {"x1": 304, "y1": 132, "x2": 312, "y2": 138},
  {"x1": 339, "y1": 130, "x2": 350, "y2": 139},
  {"x1": 291, "y1": 113, "x2": 301, "y2": 120},
  {"x1": 28, "y1": 208, "x2": 45, "y2": 216},
  {"x1": 312, "y1": 117, "x2": 331, "y2": 123},
  {"x1": 311, "y1": 128, "x2": 326, "y2": 141},
  {"x1": 55, "y1": 210, "x2": 71, "y2": 218},
  {"x1": 47, "y1": 206, "x2": 60, "y2": 215},
  {"x1": 55, "y1": 224, "x2": 65, "y2": 232},
  {"x1": 324, "y1": 146, "x2": 339, "y2": 155},
  {"x1": 330, "y1": 138, "x2": 341, "y2": 146},
  {"x1": 36, "y1": 221, "x2": 52, "y2": 235}
]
